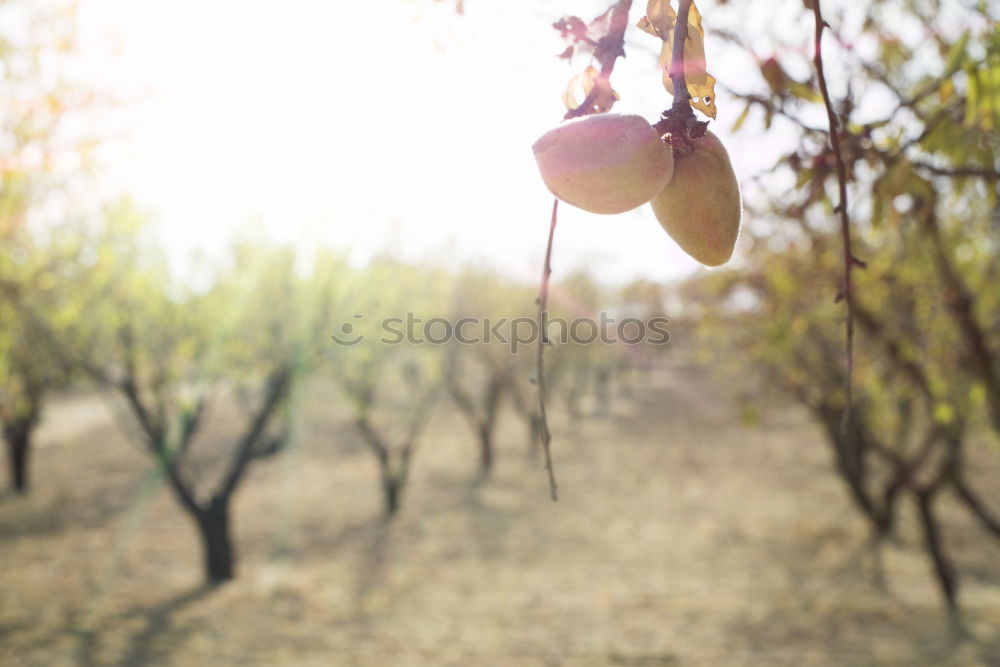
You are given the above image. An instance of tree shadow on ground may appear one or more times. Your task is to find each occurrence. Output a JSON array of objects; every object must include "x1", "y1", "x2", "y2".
[
  {"x1": 0, "y1": 486, "x2": 142, "y2": 539},
  {"x1": 111, "y1": 584, "x2": 219, "y2": 667},
  {"x1": 0, "y1": 460, "x2": 161, "y2": 539},
  {"x1": 350, "y1": 519, "x2": 395, "y2": 613}
]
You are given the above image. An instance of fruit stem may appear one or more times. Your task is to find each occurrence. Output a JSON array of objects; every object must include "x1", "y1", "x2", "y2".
[
  {"x1": 651, "y1": 0, "x2": 702, "y2": 155},
  {"x1": 669, "y1": 0, "x2": 694, "y2": 113},
  {"x1": 535, "y1": 198, "x2": 559, "y2": 501}
]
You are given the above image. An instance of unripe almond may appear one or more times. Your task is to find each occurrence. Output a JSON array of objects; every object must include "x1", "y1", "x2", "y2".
[
  {"x1": 650, "y1": 131, "x2": 741, "y2": 266},
  {"x1": 532, "y1": 114, "x2": 675, "y2": 215}
]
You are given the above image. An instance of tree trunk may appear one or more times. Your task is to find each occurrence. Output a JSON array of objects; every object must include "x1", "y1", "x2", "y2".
[
  {"x1": 915, "y1": 488, "x2": 964, "y2": 634},
  {"x1": 594, "y1": 368, "x2": 611, "y2": 416},
  {"x1": 566, "y1": 388, "x2": 582, "y2": 420},
  {"x1": 915, "y1": 490, "x2": 958, "y2": 605},
  {"x1": 618, "y1": 365, "x2": 634, "y2": 400},
  {"x1": 478, "y1": 424, "x2": 493, "y2": 475},
  {"x1": 197, "y1": 499, "x2": 235, "y2": 584},
  {"x1": 4, "y1": 422, "x2": 32, "y2": 494},
  {"x1": 382, "y1": 476, "x2": 401, "y2": 519},
  {"x1": 816, "y1": 409, "x2": 881, "y2": 531}
]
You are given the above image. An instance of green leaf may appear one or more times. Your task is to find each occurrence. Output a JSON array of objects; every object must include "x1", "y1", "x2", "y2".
[
  {"x1": 943, "y1": 32, "x2": 970, "y2": 74},
  {"x1": 731, "y1": 103, "x2": 751, "y2": 132},
  {"x1": 964, "y1": 64, "x2": 979, "y2": 127},
  {"x1": 788, "y1": 79, "x2": 821, "y2": 103}
]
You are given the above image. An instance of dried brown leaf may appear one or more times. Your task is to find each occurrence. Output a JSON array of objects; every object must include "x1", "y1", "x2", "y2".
[
  {"x1": 639, "y1": 0, "x2": 718, "y2": 118},
  {"x1": 562, "y1": 65, "x2": 620, "y2": 114}
]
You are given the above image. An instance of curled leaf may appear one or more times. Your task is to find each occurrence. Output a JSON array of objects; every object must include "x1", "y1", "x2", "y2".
[
  {"x1": 666, "y1": 67, "x2": 717, "y2": 118},
  {"x1": 638, "y1": 0, "x2": 718, "y2": 119},
  {"x1": 555, "y1": 6, "x2": 631, "y2": 117},
  {"x1": 760, "y1": 57, "x2": 787, "y2": 96},
  {"x1": 562, "y1": 65, "x2": 620, "y2": 115},
  {"x1": 637, "y1": 0, "x2": 675, "y2": 38}
]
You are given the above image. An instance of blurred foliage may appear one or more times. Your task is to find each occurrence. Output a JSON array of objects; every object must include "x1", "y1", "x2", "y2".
[
  {"x1": 9, "y1": 0, "x2": 996, "y2": 608},
  {"x1": 690, "y1": 0, "x2": 999, "y2": 432},
  {"x1": 0, "y1": 0, "x2": 107, "y2": 489},
  {"x1": 327, "y1": 256, "x2": 452, "y2": 417},
  {"x1": 681, "y1": 0, "x2": 1000, "y2": 613}
]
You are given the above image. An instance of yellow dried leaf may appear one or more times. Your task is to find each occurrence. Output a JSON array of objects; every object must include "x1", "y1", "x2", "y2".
[
  {"x1": 939, "y1": 78, "x2": 955, "y2": 103},
  {"x1": 690, "y1": 76, "x2": 717, "y2": 118},
  {"x1": 562, "y1": 65, "x2": 620, "y2": 115},
  {"x1": 639, "y1": 0, "x2": 718, "y2": 119},
  {"x1": 658, "y1": 29, "x2": 708, "y2": 87},
  {"x1": 637, "y1": 0, "x2": 675, "y2": 38},
  {"x1": 666, "y1": 71, "x2": 717, "y2": 118},
  {"x1": 561, "y1": 71, "x2": 586, "y2": 110},
  {"x1": 660, "y1": 45, "x2": 717, "y2": 118}
]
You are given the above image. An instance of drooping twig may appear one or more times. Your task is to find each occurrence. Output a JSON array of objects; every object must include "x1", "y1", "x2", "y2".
[
  {"x1": 538, "y1": 0, "x2": 635, "y2": 500},
  {"x1": 535, "y1": 2, "x2": 699, "y2": 502},
  {"x1": 535, "y1": 198, "x2": 559, "y2": 501},
  {"x1": 811, "y1": 0, "x2": 855, "y2": 429}
]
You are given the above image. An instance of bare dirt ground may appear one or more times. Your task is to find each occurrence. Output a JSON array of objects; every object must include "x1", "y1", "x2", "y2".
[{"x1": 2, "y1": 360, "x2": 1000, "y2": 666}]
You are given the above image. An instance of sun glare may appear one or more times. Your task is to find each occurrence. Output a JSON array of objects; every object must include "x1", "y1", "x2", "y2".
[{"x1": 73, "y1": 0, "x2": 740, "y2": 283}]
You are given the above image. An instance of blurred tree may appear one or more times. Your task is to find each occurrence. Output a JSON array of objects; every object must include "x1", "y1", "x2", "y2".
[
  {"x1": 546, "y1": 269, "x2": 619, "y2": 420},
  {"x1": 341, "y1": 356, "x2": 438, "y2": 518},
  {"x1": 328, "y1": 257, "x2": 446, "y2": 518},
  {"x1": 74, "y1": 211, "x2": 318, "y2": 583},
  {"x1": 0, "y1": 230, "x2": 86, "y2": 492},
  {"x1": 686, "y1": 0, "x2": 1000, "y2": 623},
  {"x1": 443, "y1": 343, "x2": 508, "y2": 477},
  {"x1": 0, "y1": 0, "x2": 107, "y2": 493},
  {"x1": 443, "y1": 268, "x2": 536, "y2": 477}
]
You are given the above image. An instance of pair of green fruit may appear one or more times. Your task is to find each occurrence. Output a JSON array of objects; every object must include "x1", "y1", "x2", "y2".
[{"x1": 532, "y1": 113, "x2": 741, "y2": 267}]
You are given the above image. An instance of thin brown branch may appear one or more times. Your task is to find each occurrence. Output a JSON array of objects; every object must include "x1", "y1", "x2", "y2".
[
  {"x1": 217, "y1": 365, "x2": 293, "y2": 500},
  {"x1": 721, "y1": 87, "x2": 826, "y2": 133},
  {"x1": 406, "y1": 386, "x2": 437, "y2": 445},
  {"x1": 914, "y1": 161, "x2": 1000, "y2": 180},
  {"x1": 535, "y1": 198, "x2": 559, "y2": 501},
  {"x1": 443, "y1": 346, "x2": 483, "y2": 428},
  {"x1": 874, "y1": 425, "x2": 944, "y2": 535},
  {"x1": 355, "y1": 415, "x2": 390, "y2": 468},
  {"x1": 811, "y1": 0, "x2": 855, "y2": 430},
  {"x1": 353, "y1": 389, "x2": 434, "y2": 518},
  {"x1": 100, "y1": 324, "x2": 205, "y2": 513},
  {"x1": 154, "y1": 444, "x2": 201, "y2": 515},
  {"x1": 915, "y1": 487, "x2": 961, "y2": 617},
  {"x1": 951, "y1": 472, "x2": 1000, "y2": 541},
  {"x1": 563, "y1": 0, "x2": 633, "y2": 120},
  {"x1": 178, "y1": 395, "x2": 207, "y2": 458},
  {"x1": 853, "y1": 303, "x2": 933, "y2": 399},
  {"x1": 250, "y1": 410, "x2": 293, "y2": 460},
  {"x1": 119, "y1": 376, "x2": 160, "y2": 446}
]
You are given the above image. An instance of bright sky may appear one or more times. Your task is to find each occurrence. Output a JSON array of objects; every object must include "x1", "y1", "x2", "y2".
[{"x1": 73, "y1": 0, "x2": 805, "y2": 285}]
